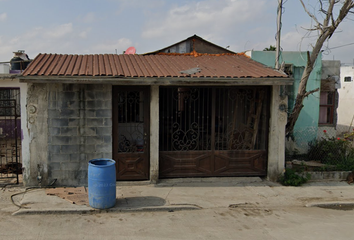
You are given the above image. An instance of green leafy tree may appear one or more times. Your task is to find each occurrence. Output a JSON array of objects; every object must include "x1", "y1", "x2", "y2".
[{"x1": 263, "y1": 45, "x2": 276, "y2": 51}]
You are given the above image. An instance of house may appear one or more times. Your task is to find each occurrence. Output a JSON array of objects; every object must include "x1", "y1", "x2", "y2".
[
  {"x1": 144, "y1": 34, "x2": 236, "y2": 55},
  {"x1": 337, "y1": 64, "x2": 354, "y2": 135},
  {"x1": 318, "y1": 60, "x2": 341, "y2": 137},
  {"x1": 246, "y1": 51, "x2": 341, "y2": 156},
  {"x1": 16, "y1": 37, "x2": 291, "y2": 187},
  {"x1": 0, "y1": 51, "x2": 31, "y2": 184}
]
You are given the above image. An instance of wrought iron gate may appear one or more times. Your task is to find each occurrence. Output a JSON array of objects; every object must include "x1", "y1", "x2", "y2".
[
  {"x1": 0, "y1": 88, "x2": 21, "y2": 184},
  {"x1": 159, "y1": 87, "x2": 269, "y2": 178}
]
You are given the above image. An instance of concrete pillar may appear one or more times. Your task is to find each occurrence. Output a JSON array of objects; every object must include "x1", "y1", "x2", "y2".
[
  {"x1": 25, "y1": 83, "x2": 49, "y2": 186},
  {"x1": 150, "y1": 86, "x2": 159, "y2": 183},
  {"x1": 267, "y1": 85, "x2": 287, "y2": 181}
]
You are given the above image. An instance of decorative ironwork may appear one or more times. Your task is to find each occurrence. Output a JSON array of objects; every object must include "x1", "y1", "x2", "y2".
[
  {"x1": 0, "y1": 88, "x2": 21, "y2": 184},
  {"x1": 172, "y1": 122, "x2": 199, "y2": 151},
  {"x1": 160, "y1": 87, "x2": 268, "y2": 152},
  {"x1": 118, "y1": 123, "x2": 144, "y2": 153},
  {"x1": 117, "y1": 90, "x2": 145, "y2": 153}
]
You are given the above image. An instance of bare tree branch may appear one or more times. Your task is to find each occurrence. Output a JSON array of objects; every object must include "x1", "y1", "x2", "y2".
[
  {"x1": 303, "y1": 88, "x2": 320, "y2": 98},
  {"x1": 300, "y1": 26, "x2": 322, "y2": 31},
  {"x1": 299, "y1": 0, "x2": 322, "y2": 27},
  {"x1": 323, "y1": 0, "x2": 336, "y2": 28},
  {"x1": 286, "y1": 0, "x2": 354, "y2": 135}
]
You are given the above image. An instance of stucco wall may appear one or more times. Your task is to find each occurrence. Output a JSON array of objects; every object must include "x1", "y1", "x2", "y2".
[
  {"x1": 250, "y1": 51, "x2": 322, "y2": 153},
  {"x1": 337, "y1": 65, "x2": 354, "y2": 134}
]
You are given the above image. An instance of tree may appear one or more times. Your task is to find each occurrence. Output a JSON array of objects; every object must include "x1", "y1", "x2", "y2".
[
  {"x1": 263, "y1": 45, "x2": 276, "y2": 51},
  {"x1": 286, "y1": 0, "x2": 354, "y2": 135}
]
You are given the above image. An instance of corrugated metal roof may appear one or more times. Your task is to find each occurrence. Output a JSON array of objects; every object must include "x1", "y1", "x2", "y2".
[{"x1": 22, "y1": 53, "x2": 287, "y2": 79}]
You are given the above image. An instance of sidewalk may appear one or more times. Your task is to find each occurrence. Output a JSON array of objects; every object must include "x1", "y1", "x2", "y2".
[{"x1": 3, "y1": 177, "x2": 354, "y2": 216}]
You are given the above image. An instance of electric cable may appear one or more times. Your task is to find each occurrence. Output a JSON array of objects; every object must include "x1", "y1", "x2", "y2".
[
  {"x1": 10, "y1": 179, "x2": 57, "y2": 209},
  {"x1": 328, "y1": 42, "x2": 354, "y2": 50}
]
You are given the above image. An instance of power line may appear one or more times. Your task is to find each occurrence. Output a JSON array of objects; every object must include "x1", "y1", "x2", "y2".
[{"x1": 328, "y1": 42, "x2": 354, "y2": 50}]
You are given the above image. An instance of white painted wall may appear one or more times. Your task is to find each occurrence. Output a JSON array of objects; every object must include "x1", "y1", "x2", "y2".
[
  {"x1": 337, "y1": 66, "x2": 354, "y2": 133},
  {"x1": 0, "y1": 64, "x2": 10, "y2": 74},
  {"x1": 0, "y1": 77, "x2": 29, "y2": 184}
]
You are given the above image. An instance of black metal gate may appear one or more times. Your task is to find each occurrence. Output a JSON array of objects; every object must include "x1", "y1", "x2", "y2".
[{"x1": 0, "y1": 88, "x2": 21, "y2": 184}]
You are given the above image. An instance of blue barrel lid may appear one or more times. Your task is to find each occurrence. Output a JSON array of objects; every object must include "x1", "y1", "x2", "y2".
[{"x1": 89, "y1": 158, "x2": 116, "y2": 167}]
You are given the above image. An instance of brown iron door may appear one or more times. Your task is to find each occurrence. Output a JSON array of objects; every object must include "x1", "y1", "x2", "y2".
[
  {"x1": 113, "y1": 87, "x2": 150, "y2": 180},
  {"x1": 159, "y1": 87, "x2": 269, "y2": 178}
]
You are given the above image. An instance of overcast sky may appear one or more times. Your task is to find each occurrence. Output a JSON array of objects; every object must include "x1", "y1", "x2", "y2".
[{"x1": 1, "y1": 0, "x2": 354, "y2": 64}]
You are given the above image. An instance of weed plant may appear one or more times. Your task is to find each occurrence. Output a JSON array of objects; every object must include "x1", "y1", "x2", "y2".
[{"x1": 279, "y1": 168, "x2": 310, "y2": 186}]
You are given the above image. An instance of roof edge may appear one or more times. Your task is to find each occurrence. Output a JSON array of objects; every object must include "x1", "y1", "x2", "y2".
[{"x1": 18, "y1": 75, "x2": 293, "y2": 86}]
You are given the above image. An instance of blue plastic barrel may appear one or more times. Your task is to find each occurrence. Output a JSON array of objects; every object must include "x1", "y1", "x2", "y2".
[{"x1": 88, "y1": 158, "x2": 116, "y2": 209}]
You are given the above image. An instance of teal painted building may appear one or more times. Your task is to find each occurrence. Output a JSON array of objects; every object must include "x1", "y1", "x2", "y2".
[{"x1": 247, "y1": 51, "x2": 322, "y2": 153}]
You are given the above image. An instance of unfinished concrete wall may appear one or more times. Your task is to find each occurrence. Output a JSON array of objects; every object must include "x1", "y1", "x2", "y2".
[
  {"x1": 150, "y1": 86, "x2": 159, "y2": 183},
  {"x1": 47, "y1": 84, "x2": 112, "y2": 186},
  {"x1": 267, "y1": 85, "x2": 287, "y2": 181},
  {"x1": 26, "y1": 83, "x2": 112, "y2": 186},
  {"x1": 25, "y1": 83, "x2": 49, "y2": 186}
]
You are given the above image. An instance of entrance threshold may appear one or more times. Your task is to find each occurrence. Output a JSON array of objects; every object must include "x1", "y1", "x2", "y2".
[{"x1": 157, "y1": 177, "x2": 263, "y2": 186}]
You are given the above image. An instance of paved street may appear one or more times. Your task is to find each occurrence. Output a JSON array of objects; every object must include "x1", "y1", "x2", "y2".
[{"x1": 0, "y1": 179, "x2": 354, "y2": 240}]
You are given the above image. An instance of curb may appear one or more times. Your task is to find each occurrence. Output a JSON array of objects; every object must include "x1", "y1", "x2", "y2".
[
  {"x1": 306, "y1": 201, "x2": 354, "y2": 208},
  {"x1": 12, "y1": 204, "x2": 201, "y2": 216}
]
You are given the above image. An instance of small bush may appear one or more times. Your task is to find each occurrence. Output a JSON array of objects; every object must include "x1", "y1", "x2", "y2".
[
  {"x1": 279, "y1": 168, "x2": 310, "y2": 186},
  {"x1": 308, "y1": 134, "x2": 354, "y2": 165},
  {"x1": 335, "y1": 157, "x2": 354, "y2": 171}
]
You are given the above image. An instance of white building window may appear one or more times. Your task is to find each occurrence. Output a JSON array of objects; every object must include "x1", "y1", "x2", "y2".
[{"x1": 344, "y1": 76, "x2": 352, "y2": 82}]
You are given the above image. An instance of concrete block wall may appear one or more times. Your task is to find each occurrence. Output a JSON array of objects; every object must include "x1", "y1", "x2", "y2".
[{"x1": 47, "y1": 84, "x2": 112, "y2": 186}]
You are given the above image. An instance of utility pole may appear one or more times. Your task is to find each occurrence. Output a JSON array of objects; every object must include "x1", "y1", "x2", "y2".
[{"x1": 275, "y1": 0, "x2": 283, "y2": 70}]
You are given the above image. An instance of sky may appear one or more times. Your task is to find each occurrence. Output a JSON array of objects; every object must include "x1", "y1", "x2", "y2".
[{"x1": 1, "y1": 0, "x2": 354, "y2": 64}]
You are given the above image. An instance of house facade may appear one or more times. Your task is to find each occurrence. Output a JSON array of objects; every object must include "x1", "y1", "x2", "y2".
[
  {"x1": 247, "y1": 51, "x2": 335, "y2": 152},
  {"x1": 318, "y1": 60, "x2": 341, "y2": 137},
  {"x1": 248, "y1": 51, "x2": 344, "y2": 157},
  {"x1": 0, "y1": 70, "x2": 28, "y2": 183},
  {"x1": 337, "y1": 64, "x2": 354, "y2": 135},
  {"x1": 144, "y1": 34, "x2": 236, "y2": 55},
  {"x1": 18, "y1": 51, "x2": 291, "y2": 187}
]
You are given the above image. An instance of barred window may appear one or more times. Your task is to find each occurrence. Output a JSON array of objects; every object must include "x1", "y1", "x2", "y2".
[
  {"x1": 319, "y1": 91, "x2": 335, "y2": 124},
  {"x1": 0, "y1": 89, "x2": 20, "y2": 116},
  {"x1": 344, "y1": 76, "x2": 352, "y2": 82}
]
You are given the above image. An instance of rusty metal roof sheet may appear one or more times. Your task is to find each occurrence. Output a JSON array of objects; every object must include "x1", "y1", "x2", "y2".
[{"x1": 22, "y1": 53, "x2": 287, "y2": 79}]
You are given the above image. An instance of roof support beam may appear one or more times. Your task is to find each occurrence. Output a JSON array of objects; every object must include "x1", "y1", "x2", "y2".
[{"x1": 18, "y1": 77, "x2": 293, "y2": 86}]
